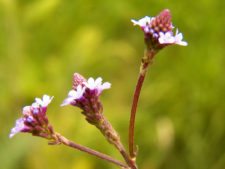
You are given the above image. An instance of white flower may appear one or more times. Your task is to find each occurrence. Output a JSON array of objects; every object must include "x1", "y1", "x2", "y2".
[
  {"x1": 35, "y1": 95, "x2": 54, "y2": 107},
  {"x1": 61, "y1": 85, "x2": 85, "y2": 106},
  {"x1": 158, "y1": 30, "x2": 187, "y2": 46},
  {"x1": 84, "y1": 77, "x2": 111, "y2": 94},
  {"x1": 158, "y1": 32, "x2": 175, "y2": 44},
  {"x1": 174, "y1": 29, "x2": 188, "y2": 46},
  {"x1": 131, "y1": 16, "x2": 153, "y2": 27},
  {"x1": 9, "y1": 118, "x2": 25, "y2": 138}
]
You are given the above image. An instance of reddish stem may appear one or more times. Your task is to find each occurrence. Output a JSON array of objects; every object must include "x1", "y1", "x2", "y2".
[
  {"x1": 55, "y1": 133, "x2": 128, "y2": 168},
  {"x1": 129, "y1": 73, "x2": 146, "y2": 158},
  {"x1": 117, "y1": 143, "x2": 138, "y2": 169},
  {"x1": 129, "y1": 49, "x2": 156, "y2": 159}
]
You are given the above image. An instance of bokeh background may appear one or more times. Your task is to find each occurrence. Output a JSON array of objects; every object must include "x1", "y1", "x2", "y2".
[{"x1": 1, "y1": 0, "x2": 225, "y2": 169}]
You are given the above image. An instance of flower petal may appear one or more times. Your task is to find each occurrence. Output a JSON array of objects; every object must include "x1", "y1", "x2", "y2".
[
  {"x1": 35, "y1": 95, "x2": 53, "y2": 107},
  {"x1": 9, "y1": 118, "x2": 25, "y2": 138},
  {"x1": 101, "y1": 82, "x2": 111, "y2": 90},
  {"x1": 61, "y1": 97, "x2": 75, "y2": 106},
  {"x1": 174, "y1": 30, "x2": 188, "y2": 46},
  {"x1": 95, "y1": 77, "x2": 103, "y2": 86},
  {"x1": 131, "y1": 16, "x2": 152, "y2": 27}
]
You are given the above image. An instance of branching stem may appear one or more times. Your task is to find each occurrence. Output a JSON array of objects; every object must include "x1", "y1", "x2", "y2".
[{"x1": 54, "y1": 133, "x2": 128, "y2": 168}]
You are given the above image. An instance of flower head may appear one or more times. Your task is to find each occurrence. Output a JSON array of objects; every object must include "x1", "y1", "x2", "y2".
[
  {"x1": 61, "y1": 74, "x2": 111, "y2": 108},
  {"x1": 10, "y1": 95, "x2": 54, "y2": 138},
  {"x1": 132, "y1": 9, "x2": 187, "y2": 49},
  {"x1": 61, "y1": 73, "x2": 111, "y2": 124}
]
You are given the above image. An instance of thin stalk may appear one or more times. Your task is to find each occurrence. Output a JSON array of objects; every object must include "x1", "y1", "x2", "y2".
[
  {"x1": 128, "y1": 49, "x2": 157, "y2": 158},
  {"x1": 96, "y1": 115, "x2": 138, "y2": 168},
  {"x1": 55, "y1": 133, "x2": 128, "y2": 168},
  {"x1": 116, "y1": 142, "x2": 138, "y2": 169},
  {"x1": 128, "y1": 73, "x2": 146, "y2": 158}
]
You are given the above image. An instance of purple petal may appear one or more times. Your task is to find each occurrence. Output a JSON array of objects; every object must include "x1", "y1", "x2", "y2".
[{"x1": 9, "y1": 118, "x2": 25, "y2": 138}]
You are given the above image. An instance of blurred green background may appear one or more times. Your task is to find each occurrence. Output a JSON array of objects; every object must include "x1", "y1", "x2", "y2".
[{"x1": 1, "y1": 0, "x2": 225, "y2": 169}]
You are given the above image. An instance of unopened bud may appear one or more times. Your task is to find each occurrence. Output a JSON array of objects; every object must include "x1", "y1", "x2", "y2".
[{"x1": 72, "y1": 73, "x2": 86, "y2": 90}]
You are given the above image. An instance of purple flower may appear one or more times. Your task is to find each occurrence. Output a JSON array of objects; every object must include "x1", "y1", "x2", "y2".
[
  {"x1": 61, "y1": 75, "x2": 111, "y2": 107},
  {"x1": 61, "y1": 73, "x2": 120, "y2": 145},
  {"x1": 131, "y1": 9, "x2": 187, "y2": 49},
  {"x1": 61, "y1": 73, "x2": 111, "y2": 124},
  {"x1": 9, "y1": 95, "x2": 54, "y2": 138}
]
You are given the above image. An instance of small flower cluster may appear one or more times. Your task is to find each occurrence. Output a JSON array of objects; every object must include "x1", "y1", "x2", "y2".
[
  {"x1": 9, "y1": 73, "x2": 114, "y2": 141},
  {"x1": 62, "y1": 73, "x2": 121, "y2": 146},
  {"x1": 131, "y1": 9, "x2": 187, "y2": 49},
  {"x1": 61, "y1": 73, "x2": 111, "y2": 124},
  {"x1": 10, "y1": 95, "x2": 54, "y2": 139}
]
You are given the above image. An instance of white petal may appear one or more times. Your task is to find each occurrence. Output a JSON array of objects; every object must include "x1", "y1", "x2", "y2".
[
  {"x1": 177, "y1": 41, "x2": 188, "y2": 46},
  {"x1": 61, "y1": 87, "x2": 85, "y2": 106},
  {"x1": 174, "y1": 30, "x2": 188, "y2": 46},
  {"x1": 88, "y1": 78, "x2": 95, "y2": 85},
  {"x1": 68, "y1": 90, "x2": 77, "y2": 97},
  {"x1": 86, "y1": 78, "x2": 95, "y2": 89},
  {"x1": 35, "y1": 98, "x2": 43, "y2": 105},
  {"x1": 131, "y1": 16, "x2": 152, "y2": 27},
  {"x1": 158, "y1": 32, "x2": 175, "y2": 44},
  {"x1": 9, "y1": 118, "x2": 25, "y2": 138},
  {"x1": 95, "y1": 77, "x2": 103, "y2": 86},
  {"x1": 31, "y1": 102, "x2": 39, "y2": 108},
  {"x1": 35, "y1": 95, "x2": 53, "y2": 107},
  {"x1": 22, "y1": 106, "x2": 31, "y2": 115},
  {"x1": 101, "y1": 82, "x2": 111, "y2": 90},
  {"x1": 76, "y1": 86, "x2": 85, "y2": 98},
  {"x1": 61, "y1": 97, "x2": 74, "y2": 106}
]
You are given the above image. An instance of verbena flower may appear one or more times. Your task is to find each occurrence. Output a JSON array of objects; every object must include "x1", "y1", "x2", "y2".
[
  {"x1": 9, "y1": 95, "x2": 54, "y2": 138},
  {"x1": 62, "y1": 73, "x2": 120, "y2": 145},
  {"x1": 61, "y1": 74, "x2": 111, "y2": 108},
  {"x1": 131, "y1": 9, "x2": 187, "y2": 49},
  {"x1": 61, "y1": 73, "x2": 111, "y2": 124}
]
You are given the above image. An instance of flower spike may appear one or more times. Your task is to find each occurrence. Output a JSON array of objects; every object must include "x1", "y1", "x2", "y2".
[
  {"x1": 132, "y1": 9, "x2": 187, "y2": 49},
  {"x1": 10, "y1": 95, "x2": 54, "y2": 139},
  {"x1": 61, "y1": 74, "x2": 111, "y2": 110},
  {"x1": 61, "y1": 73, "x2": 122, "y2": 147}
]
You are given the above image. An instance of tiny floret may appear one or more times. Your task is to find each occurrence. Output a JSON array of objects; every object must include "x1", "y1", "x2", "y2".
[
  {"x1": 158, "y1": 30, "x2": 187, "y2": 46},
  {"x1": 131, "y1": 16, "x2": 153, "y2": 27},
  {"x1": 158, "y1": 32, "x2": 175, "y2": 44},
  {"x1": 35, "y1": 95, "x2": 54, "y2": 107},
  {"x1": 174, "y1": 30, "x2": 188, "y2": 46},
  {"x1": 84, "y1": 77, "x2": 111, "y2": 94},
  {"x1": 61, "y1": 85, "x2": 85, "y2": 106},
  {"x1": 9, "y1": 118, "x2": 25, "y2": 138}
]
